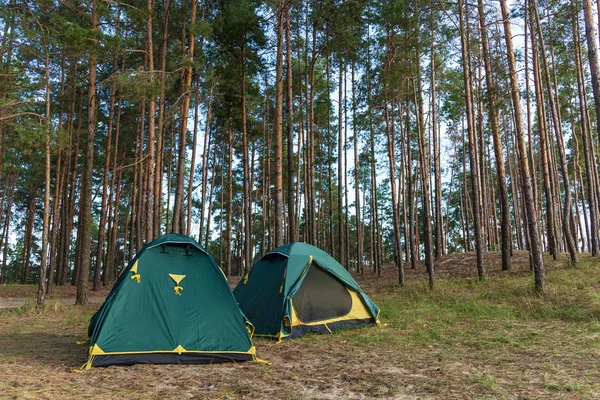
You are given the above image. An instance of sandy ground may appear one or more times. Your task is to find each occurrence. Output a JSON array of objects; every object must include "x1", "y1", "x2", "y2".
[
  {"x1": 0, "y1": 297, "x2": 106, "y2": 309},
  {"x1": 2, "y1": 251, "x2": 597, "y2": 399}
]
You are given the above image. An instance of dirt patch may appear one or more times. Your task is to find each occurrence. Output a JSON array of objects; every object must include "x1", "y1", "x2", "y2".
[
  {"x1": 0, "y1": 282, "x2": 110, "y2": 309},
  {"x1": 0, "y1": 297, "x2": 106, "y2": 309}
]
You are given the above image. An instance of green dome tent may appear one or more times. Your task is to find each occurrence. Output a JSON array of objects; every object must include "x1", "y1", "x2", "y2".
[
  {"x1": 81, "y1": 234, "x2": 256, "y2": 369},
  {"x1": 234, "y1": 242, "x2": 380, "y2": 340}
]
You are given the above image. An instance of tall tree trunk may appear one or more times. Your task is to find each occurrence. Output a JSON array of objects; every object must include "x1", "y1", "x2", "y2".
[
  {"x1": 273, "y1": 0, "x2": 285, "y2": 248},
  {"x1": 105, "y1": 89, "x2": 122, "y2": 285},
  {"x1": 459, "y1": 0, "x2": 485, "y2": 280},
  {"x1": 582, "y1": 0, "x2": 600, "y2": 255},
  {"x1": 343, "y1": 67, "x2": 350, "y2": 270},
  {"x1": 326, "y1": 54, "x2": 335, "y2": 256},
  {"x1": 430, "y1": 29, "x2": 444, "y2": 260},
  {"x1": 500, "y1": 0, "x2": 545, "y2": 291},
  {"x1": 241, "y1": 43, "x2": 252, "y2": 274},
  {"x1": 186, "y1": 84, "x2": 199, "y2": 237},
  {"x1": 574, "y1": 4, "x2": 598, "y2": 255},
  {"x1": 172, "y1": 0, "x2": 198, "y2": 233},
  {"x1": 154, "y1": 0, "x2": 171, "y2": 238},
  {"x1": 531, "y1": 0, "x2": 578, "y2": 263},
  {"x1": 414, "y1": 6, "x2": 434, "y2": 287},
  {"x1": 524, "y1": 0, "x2": 539, "y2": 221},
  {"x1": 198, "y1": 84, "x2": 213, "y2": 246},
  {"x1": 406, "y1": 107, "x2": 417, "y2": 269},
  {"x1": 145, "y1": 0, "x2": 156, "y2": 243},
  {"x1": 135, "y1": 100, "x2": 146, "y2": 252},
  {"x1": 383, "y1": 36, "x2": 404, "y2": 284},
  {"x1": 37, "y1": 19, "x2": 51, "y2": 307},
  {"x1": 224, "y1": 131, "x2": 234, "y2": 276},
  {"x1": 366, "y1": 36, "x2": 381, "y2": 275},
  {"x1": 477, "y1": 0, "x2": 511, "y2": 270},
  {"x1": 352, "y1": 62, "x2": 363, "y2": 274},
  {"x1": 93, "y1": 18, "x2": 119, "y2": 290},
  {"x1": 338, "y1": 59, "x2": 345, "y2": 266},
  {"x1": 285, "y1": 4, "x2": 295, "y2": 244},
  {"x1": 204, "y1": 147, "x2": 217, "y2": 250},
  {"x1": 529, "y1": 13, "x2": 557, "y2": 259},
  {"x1": 76, "y1": 0, "x2": 98, "y2": 305},
  {"x1": 307, "y1": 16, "x2": 317, "y2": 246}
]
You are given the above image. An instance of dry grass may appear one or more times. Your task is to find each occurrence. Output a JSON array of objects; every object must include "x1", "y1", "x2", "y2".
[{"x1": 1, "y1": 252, "x2": 600, "y2": 399}]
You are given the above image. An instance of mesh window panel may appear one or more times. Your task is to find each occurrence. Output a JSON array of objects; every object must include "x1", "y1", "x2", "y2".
[{"x1": 292, "y1": 264, "x2": 352, "y2": 323}]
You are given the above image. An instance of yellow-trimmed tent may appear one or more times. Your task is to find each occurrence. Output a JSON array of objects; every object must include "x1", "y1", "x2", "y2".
[
  {"x1": 234, "y1": 242, "x2": 380, "y2": 339},
  {"x1": 83, "y1": 234, "x2": 256, "y2": 368}
]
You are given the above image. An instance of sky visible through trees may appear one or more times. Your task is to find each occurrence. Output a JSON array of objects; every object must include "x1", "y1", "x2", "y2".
[{"x1": 0, "y1": 0, "x2": 599, "y2": 305}]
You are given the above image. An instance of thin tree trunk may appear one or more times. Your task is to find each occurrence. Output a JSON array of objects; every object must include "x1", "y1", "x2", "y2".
[
  {"x1": 531, "y1": 0, "x2": 578, "y2": 263},
  {"x1": 21, "y1": 189, "x2": 37, "y2": 285},
  {"x1": 198, "y1": 83, "x2": 213, "y2": 246},
  {"x1": 459, "y1": 0, "x2": 485, "y2": 280},
  {"x1": 105, "y1": 89, "x2": 122, "y2": 285},
  {"x1": 76, "y1": 0, "x2": 98, "y2": 305},
  {"x1": 154, "y1": 0, "x2": 171, "y2": 238},
  {"x1": 204, "y1": 148, "x2": 217, "y2": 250},
  {"x1": 241, "y1": 43, "x2": 252, "y2": 274},
  {"x1": 172, "y1": 0, "x2": 198, "y2": 233},
  {"x1": 529, "y1": 12, "x2": 557, "y2": 259},
  {"x1": 273, "y1": 0, "x2": 285, "y2": 247},
  {"x1": 285, "y1": 4, "x2": 295, "y2": 244},
  {"x1": 0, "y1": 172, "x2": 16, "y2": 284},
  {"x1": 406, "y1": 107, "x2": 417, "y2": 269},
  {"x1": 93, "y1": 21, "x2": 119, "y2": 290},
  {"x1": 501, "y1": 0, "x2": 545, "y2": 291},
  {"x1": 430, "y1": 29, "x2": 444, "y2": 260},
  {"x1": 327, "y1": 53, "x2": 335, "y2": 256},
  {"x1": 383, "y1": 38, "x2": 404, "y2": 285},
  {"x1": 414, "y1": 7, "x2": 434, "y2": 287},
  {"x1": 187, "y1": 83, "x2": 200, "y2": 237},
  {"x1": 224, "y1": 131, "x2": 234, "y2": 277},
  {"x1": 582, "y1": 0, "x2": 600, "y2": 255},
  {"x1": 344, "y1": 67, "x2": 350, "y2": 269},
  {"x1": 352, "y1": 62, "x2": 363, "y2": 274},
  {"x1": 338, "y1": 59, "x2": 345, "y2": 266},
  {"x1": 145, "y1": 0, "x2": 156, "y2": 243},
  {"x1": 477, "y1": 0, "x2": 511, "y2": 270},
  {"x1": 37, "y1": 20, "x2": 51, "y2": 307}
]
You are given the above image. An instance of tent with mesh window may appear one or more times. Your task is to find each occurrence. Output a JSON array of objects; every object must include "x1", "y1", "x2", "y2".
[
  {"x1": 233, "y1": 242, "x2": 380, "y2": 339},
  {"x1": 80, "y1": 234, "x2": 257, "y2": 369}
]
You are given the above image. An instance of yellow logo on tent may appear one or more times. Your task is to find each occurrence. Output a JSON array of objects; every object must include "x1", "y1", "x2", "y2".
[
  {"x1": 169, "y1": 274, "x2": 186, "y2": 295},
  {"x1": 130, "y1": 261, "x2": 141, "y2": 283}
]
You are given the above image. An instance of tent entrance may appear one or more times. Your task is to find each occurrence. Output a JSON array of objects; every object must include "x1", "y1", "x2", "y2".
[{"x1": 291, "y1": 264, "x2": 352, "y2": 323}]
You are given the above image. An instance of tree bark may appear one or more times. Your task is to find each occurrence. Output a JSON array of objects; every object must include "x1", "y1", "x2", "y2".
[
  {"x1": 273, "y1": 0, "x2": 285, "y2": 248},
  {"x1": 154, "y1": 0, "x2": 172, "y2": 238},
  {"x1": 172, "y1": 0, "x2": 198, "y2": 234},
  {"x1": 352, "y1": 61, "x2": 363, "y2": 274},
  {"x1": 529, "y1": 12, "x2": 557, "y2": 259},
  {"x1": 285, "y1": 4, "x2": 295, "y2": 244},
  {"x1": 582, "y1": 0, "x2": 600, "y2": 255},
  {"x1": 531, "y1": 0, "x2": 578, "y2": 263},
  {"x1": 241, "y1": 42, "x2": 252, "y2": 274},
  {"x1": 145, "y1": 0, "x2": 156, "y2": 243},
  {"x1": 76, "y1": 0, "x2": 98, "y2": 305},
  {"x1": 414, "y1": 5, "x2": 434, "y2": 287},
  {"x1": 459, "y1": 0, "x2": 485, "y2": 280},
  {"x1": 500, "y1": 0, "x2": 545, "y2": 291},
  {"x1": 477, "y1": 0, "x2": 511, "y2": 270},
  {"x1": 338, "y1": 59, "x2": 345, "y2": 267}
]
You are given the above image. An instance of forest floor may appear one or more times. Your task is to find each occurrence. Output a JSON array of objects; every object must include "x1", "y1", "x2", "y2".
[{"x1": 1, "y1": 251, "x2": 599, "y2": 399}]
